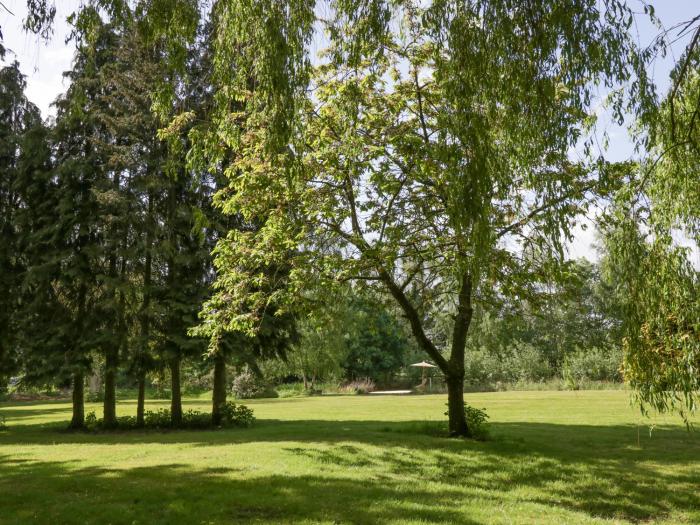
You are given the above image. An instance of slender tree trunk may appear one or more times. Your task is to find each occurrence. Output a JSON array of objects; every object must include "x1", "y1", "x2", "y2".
[
  {"x1": 380, "y1": 269, "x2": 473, "y2": 437},
  {"x1": 103, "y1": 347, "x2": 118, "y2": 427},
  {"x1": 445, "y1": 272, "x2": 473, "y2": 437},
  {"x1": 69, "y1": 372, "x2": 85, "y2": 430},
  {"x1": 170, "y1": 356, "x2": 182, "y2": 427},
  {"x1": 69, "y1": 283, "x2": 88, "y2": 431},
  {"x1": 136, "y1": 374, "x2": 146, "y2": 427},
  {"x1": 103, "y1": 170, "x2": 121, "y2": 428},
  {"x1": 136, "y1": 188, "x2": 154, "y2": 429},
  {"x1": 212, "y1": 353, "x2": 227, "y2": 426}
]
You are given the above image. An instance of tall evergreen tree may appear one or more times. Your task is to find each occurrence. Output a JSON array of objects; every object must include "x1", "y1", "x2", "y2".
[
  {"x1": 0, "y1": 62, "x2": 50, "y2": 388},
  {"x1": 34, "y1": 21, "x2": 120, "y2": 428}
]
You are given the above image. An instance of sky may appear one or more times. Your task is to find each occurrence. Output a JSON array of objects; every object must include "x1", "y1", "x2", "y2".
[{"x1": 1, "y1": 0, "x2": 698, "y2": 263}]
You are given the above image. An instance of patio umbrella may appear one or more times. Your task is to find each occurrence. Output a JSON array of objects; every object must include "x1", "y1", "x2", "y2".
[{"x1": 410, "y1": 361, "x2": 438, "y2": 389}]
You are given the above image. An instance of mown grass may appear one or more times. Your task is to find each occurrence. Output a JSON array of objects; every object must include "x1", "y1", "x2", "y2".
[{"x1": 0, "y1": 391, "x2": 698, "y2": 524}]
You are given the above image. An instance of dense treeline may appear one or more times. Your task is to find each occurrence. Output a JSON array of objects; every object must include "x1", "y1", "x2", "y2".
[{"x1": 0, "y1": 13, "x2": 296, "y2": 429}]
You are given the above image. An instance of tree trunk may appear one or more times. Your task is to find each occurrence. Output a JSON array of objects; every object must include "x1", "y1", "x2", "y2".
[
  {"x1": 445, "y1": 272, "x2": 474, "y2": 437},
  {"x1": 212, "y1": 353, "x2": 227, "y2": 426},
  {"x1": 446, "y1": 373, "x2": 468, "y2": 436},
  {"x1": 103, "y1": 347, "x2": 118, "y2": 427},
  {"x1": 69, "y1": 372, "x2": 85, "y2": 430},
  {"x1": 170, "y1": 356, "x2": 182, "y2": 427},
  {"x1": 379, "y1": 268, "x2": 473, "y2": 437},
  {"x1": 102, "y1": 169, "x2": 122, "y2": 429},
  {"x1": 136, "y1": 373, "x2": 146, "y2": 427},
  {"x1": 136, "y1": 188, "x2": 153, "y2": 429}
]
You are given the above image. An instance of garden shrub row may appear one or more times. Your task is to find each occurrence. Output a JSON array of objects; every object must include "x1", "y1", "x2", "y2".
[{"x1": 84, "y1": 402, "x2": 255, "y2": 431}]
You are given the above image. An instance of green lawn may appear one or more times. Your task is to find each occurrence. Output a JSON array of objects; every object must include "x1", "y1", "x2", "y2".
[{"x1": 0, "y1": 391, "x2": 698, "y2": 524}]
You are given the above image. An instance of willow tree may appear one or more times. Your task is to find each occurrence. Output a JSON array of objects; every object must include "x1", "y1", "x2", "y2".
[
  {"x1": 194, "y1": 0, "x2": 649, "y2": 437},
  {"x1": 605, "y1": 35, "x2": 700, "y2": 421}
]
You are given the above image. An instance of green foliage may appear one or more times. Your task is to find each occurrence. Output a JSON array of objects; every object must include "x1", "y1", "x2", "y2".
[
  {"x1": 602, "y1": 202, "x2": 699, "y2": 420},
  {"x1": 0, "y1": 61, "x2": 49, "y2": 385},
  {"x1": 231, "y1": 369, "x2": 277, "y2": 399},
  {"x1": 84, "y1": 402, "x2": 254, "y2": 430},
  {"x1": 563, "y1": 347, "x2": 623, "y2": 385},
  {"x1": 465, "y1": 345, "x2": 552, "y2": 386},
  {"x1": 342, "y1": 300, "x2": 410, "y2": 383},
  {"x1": 444, "y1": 403, "x2": 489, "y2": 440},
  {"x1": 218, "y1": 401, "x2": 256, "y2": 427}
]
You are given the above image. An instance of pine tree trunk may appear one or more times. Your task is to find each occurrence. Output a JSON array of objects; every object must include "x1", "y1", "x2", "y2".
[
  {"x1": 103, "y1": 347, "x2": 118, "y2": 427},
  {"x1": 170, "y1": 356, "x2": 182, "y2": 427},
  {"x1": 136, "y1": 373, "x2": 146, "y2": 427},
  {"x1": 103, "y1": 168, "x2": 121, "y2": 429},
  {"x1": 136, "y1": 188, "x2": 153, "y2": 429},
  {"x1": 69, "y1": 372, "x2": 85, "y2": 430},
  {"x1": 212, "y1": 353, "x2": 227, "y2": 426}
]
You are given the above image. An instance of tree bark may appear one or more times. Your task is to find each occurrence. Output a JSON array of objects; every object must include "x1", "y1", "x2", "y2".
[
  {"x1": 136, "y1": 188, "x2": 153, "y2": 429},
  {"x1": 445, "y1": 373, "x2": 468, "y2": 436},
  {"x1": 445, "y1": 272, "x2": 474, "y2": 437},
  {"x1": 380, "y1": 268, "x2": 473, "y2": 437},
  {"x1": 170, "y1": 356, "x2": 182, "y2": 427},
  {"x1": 102, "y1": 169, "x2": 122, "y2": 429},
  {"x1": 136, "y1": 373, "x2": 146, "y2": 427},
  {"x1": 69, "y1": 372, "x2": 85, "y2": 430},
  {"x1": 211, "y1": 353, "x2": 227, "y2": 426},
  {"x1": 103, "y1": 347, "x2": 118, "y2": 427}
]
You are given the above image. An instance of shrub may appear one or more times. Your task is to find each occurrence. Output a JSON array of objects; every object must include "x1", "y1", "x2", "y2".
[
  {"x1": 511, "y1": 344, "x2": 552, "y2": 382},
  {"x1": 231, "y1": 369, "x2": 274, "y2": 399},
  {"x1": 339, "y1": 378, "x2": 376, "y2": 394},
  {"x1": 143, "y1": 408, "x2": 172, "y2": 428},
  {"x1": 276, "y1": 382, "x2": 309, "y2": 398},
  {"x1": 464, "y1": 404, "x2": 490, "y2": 439},
  {"x1": 563, "y1": 347, "x2": 623, "y2": 389},
  {"x1": 84, "y1": 402, "x2": 255, "y2": 431},
  {"x1": 219, "y1": 402, "x2": 256, "y2": 427},
  {"x1": 444, "y1": 403, "x2": 489, "y2": 440}
]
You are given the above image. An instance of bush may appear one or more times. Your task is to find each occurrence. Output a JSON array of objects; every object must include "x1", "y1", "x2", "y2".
[
  {"x1": 84, "y1": 402, "x2": 255, "y2": 431},
  {"x1": 232, "y1": 369, "x2": 277, "y2": 399},
  {"x1": 339, "y1": 378, "x2": 376, "y2": 394},
  {"x1": 511, "y1": 344, "x2": 552, "y2": 382},
  {"x1": 464, "y1": 404, "x2": 490, "y2": 439},
  {"x1": 443, "y1": 403, "x2": 489, "y2": 440},
  {"x1": 276, "y1": 382, "x2": 309, "y2": 398},
  {"x1": 219, "y1": 402, "x2": 256, "y2": 427},
  {"x1": 563, "y1": 347, "x2": 623, "y2": 389}
]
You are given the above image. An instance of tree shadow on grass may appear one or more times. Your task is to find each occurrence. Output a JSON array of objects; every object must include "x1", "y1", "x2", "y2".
[
  {"x1": 0, "y1": 419, "x2": 698, "y2": 523},
  {"x1": 0, "y1": 406, "x2": 76, "y2": 421},
  {"x1": 0, "y1": 456, "x2": 476, "y2": 525}
]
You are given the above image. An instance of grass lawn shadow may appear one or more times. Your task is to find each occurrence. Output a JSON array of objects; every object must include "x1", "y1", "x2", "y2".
[{"x1": 1, "y1": 417, "x2": 698, "y2": 523}]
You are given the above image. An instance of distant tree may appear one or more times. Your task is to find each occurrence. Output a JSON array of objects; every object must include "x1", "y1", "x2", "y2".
[{"x1": 342, "y1": 298, "x2": 409, "y2": 384}]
